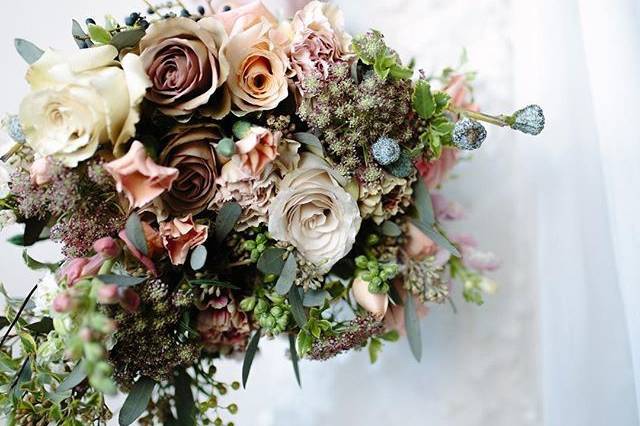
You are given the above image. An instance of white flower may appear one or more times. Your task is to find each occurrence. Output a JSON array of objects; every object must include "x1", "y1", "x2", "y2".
[
  {"x1": 33, "y1": 272, "x2": 61, "y2": 317},
  {"x1": 19, "y1": 45, "x2": 151, "y2": 166},
  {"x1": 0, "y1": 210, "x2": 16, "y2": 231},
  {"x1": 268, "y1": 153, "x2": 361, "y2": 272},
  {"x1": 0, "y1": 161, "x2": 11, "y2": 198}
]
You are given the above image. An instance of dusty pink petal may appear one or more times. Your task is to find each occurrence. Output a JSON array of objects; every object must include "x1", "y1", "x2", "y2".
[
  {"x1": 404, "y1": 222, "x2": 439, "y2": 260},
  {"x1": 384, "y1": 283, "x2": 429, "y2": 335},
  {"x1": 235, "y1": 127, "x2": 279, "y2": 176},
  {"x1": 431, "y1": 193, "x2": 465, "y2": 221},
  {"x1": 215, "y1": 0, "x2": 278, "y2": 33},
  {"x1": 416, "y1": 147, "x2": 458, "y2": 190},
  {"x1": 352, "y1": 277, "x2": 389, "y2": 320},
  {"x1": 105, "y1": 141, "x2": 179, "y2": 209},
  {"x1": 60, "y1": 258, "x2": 91, "y2": 286},
  {"x1": 93, "y1": 237, "x2": 121, "y2": 258},
  {"x1": 29, "y1": 157, "x2": 53, "y2": 186},
  {"x1": 119, "y1": 229, "x2": 158, "y2": 276},
  {"x1": 159, "y1": 215, "x2": 209, "y2": 265}
]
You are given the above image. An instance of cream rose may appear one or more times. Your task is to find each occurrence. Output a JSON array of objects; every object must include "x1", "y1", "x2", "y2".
[
  {"x1": 223, "y1": 20, "x2": 289, "y2": 114},
  {"x1": 268, "y1": 153, "x2": 361, "y2": 272},
  {"x1": 19, "y1": 45, "x2": 151, "y2": 166}
]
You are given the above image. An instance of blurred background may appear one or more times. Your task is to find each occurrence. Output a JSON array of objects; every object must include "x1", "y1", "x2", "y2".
[{"x1": 0, "y1": 0, "x2": 638, "y2": 425}]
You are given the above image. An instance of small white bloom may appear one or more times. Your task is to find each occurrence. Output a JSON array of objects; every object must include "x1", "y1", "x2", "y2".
[
  {"x1": 0, "y1": 161, "x2": 11, "y2": 198},
  {"x1": 0, "y1": 210, "x2": 16, "y2": 231},
  {"x1": 33, "y1": 272, "x2": 61, "y2": 317},
  {"x1": 478, "y1": 276, "x2": 498, "y2": 295}
]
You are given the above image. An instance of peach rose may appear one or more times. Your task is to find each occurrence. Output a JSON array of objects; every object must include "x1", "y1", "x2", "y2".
[
  {"x1": 159, "y1": 215, "x2": 209, "y2": 265},
  {"x1": 215, "y1": 1, "x2": 278, "y2": 33},
  {"x1": 105, "y1": 141, "x2": 179, "y2": 209},
  {"x1": 140, "y1": 17, "x2": 230, "y2": 118},
  {"x1": 352, "y1": 277, "x2": 388, "y2": 320},
  {"x1": 235, "y1": 126, "x2": 280, "y2": 176},
  {"x1": 405, "y1": 222, "x2": 438, "y2": 260},
  {"x1": 223, "y1": 20, "x2": 289, "y2": 114},
  {"x1": 415, "y1": 147, "x2": 457, "y2": 190}
]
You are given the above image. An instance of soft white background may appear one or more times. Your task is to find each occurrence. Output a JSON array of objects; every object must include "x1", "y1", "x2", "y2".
[{"x1": 0, "y1": 1, "x2": 638, "y2": 425}]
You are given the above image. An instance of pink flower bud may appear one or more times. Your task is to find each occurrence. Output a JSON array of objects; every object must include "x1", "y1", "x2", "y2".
[
  {"x1": 79, "y1": 327, "x2": 93, "y2": 342},
  {"x1": 52, "y1": 292, "x2": 73, "y2": 313},
  {"x1": 60, "y1": 258, "x2": 91, "y2": 286},
  {"x1": 97, "y1": 284, "x2": 120, "y2": 304},
  {"x1": 119, "y1": 288, "x2": 141, "y2": 313},
  {"x1": 93, "y1": 237, "x2": 121, "y2": 259},
  {"x1": 29, "y1": 157, "x2": 53, "y2": 186}
]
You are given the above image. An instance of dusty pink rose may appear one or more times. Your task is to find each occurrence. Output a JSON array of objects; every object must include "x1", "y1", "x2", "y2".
[
  {"x1": 197, "y1": 290, "x2": 251, "y2": 353},
  {"x1": 105, "y1": 141, "x2": 179, "y2": 209},
  {"x1": 235, "y1": 127, "x2": 280, "y2": 176},
  {"x1": 404, "y1": 222, "x2": 438, "y2": 260},
  {"x1": 29, "y1": 157, "x2": 53, "y2": 186},
  {"x1": 119, "y1": 221, "x2": 164, "y2": 275},
  {"x1": 444, "y1": 74, "x2": 479, "y2": 111},
  {"x1": 352, "y1": 277, "x2": 389, "y2": 320},
  {"x1": 415, "y1": 147, "x2": 457, "y2": 190},
  {"x1": 288, "y1": 1, "x2": 352, "y2": 80},
  {"x1": 215, "y1": 1, "x2": 277, "y2": 33},
  {"x1": 159, "y1": 215, "x2": 209, "y2": 265},
  {"x1": 140, "y1": 17, "x2": 230, "y2": 117}
]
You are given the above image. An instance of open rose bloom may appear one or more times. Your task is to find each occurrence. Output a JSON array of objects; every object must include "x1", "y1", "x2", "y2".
[{"x1": 0, "y1": 1, "x2": 544, "y2": 423}]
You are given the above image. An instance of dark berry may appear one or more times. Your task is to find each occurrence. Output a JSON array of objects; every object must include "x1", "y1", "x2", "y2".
[
  {"x1": 139, "y1": 19, "x2": 150, "y2": 30},
  {"x1": 147, "y1": 7, "x2": 154, "y2": 14},
  {"x1": 125, "y1": 16, "x2": 136, "y2": 26},
  {"x1": 197, "y1": 6, "x2": 206, "y2": 15},
  {"x1": 180, "y1": 9, "x2": 191, "y2": 17},
  {"x1": 222, "y1": 5, "x2": 232, "y2": 12},
  {"x1": 85, "y1": 18, "x2": 96, "y2": 25}
]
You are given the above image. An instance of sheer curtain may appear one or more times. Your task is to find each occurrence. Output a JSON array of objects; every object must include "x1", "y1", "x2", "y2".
[{"x1": 513, "y1": 0, "x2": 640, "y2": 424}]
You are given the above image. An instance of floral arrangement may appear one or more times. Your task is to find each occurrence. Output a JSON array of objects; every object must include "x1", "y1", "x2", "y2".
[{"x1": 0, "y1": 1, "x2": 544, "y2": 425}]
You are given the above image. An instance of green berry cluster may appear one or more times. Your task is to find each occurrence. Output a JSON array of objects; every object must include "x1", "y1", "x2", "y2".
[
  {"x1": 355, "y1": 255, "x2": 399, "y2": 293},
  {"x1": 242, "y1": 232, "x2": 270, "y2": 263},
  {"x1": 240, "y1": 293, "x2": 291, "y2": 335}
]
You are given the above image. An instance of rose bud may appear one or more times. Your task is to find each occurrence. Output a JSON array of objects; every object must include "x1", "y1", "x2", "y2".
[
  {"x1": 97, "y1": 284, "x2": 120, "y2": 304},
  {"x1": 352, "y1": 277, "x2": 389, "y2": 320},
  {"x1": 93, "y1": 237, "x2": 121, "y2": 259},
  {"x1": 119, "y1": 288, "x2": 141, "y2": 313},
  {"x1": 52, "y1": 292, "x2": 73, "y2": 313}
]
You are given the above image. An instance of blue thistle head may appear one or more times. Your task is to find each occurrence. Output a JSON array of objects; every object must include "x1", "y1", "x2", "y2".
[
  {"x1": 452, "y1": 118, "x2": 487, "y2": 150},
  {"x1": 372, "y1": 137, "x2": 401, "y2": 166},
  {"x1": 510, "y1": 104, "x2": 545, "y2": 135},
  {"x1": 386, "y1": 151, "x2": 413, "y2": 178}
]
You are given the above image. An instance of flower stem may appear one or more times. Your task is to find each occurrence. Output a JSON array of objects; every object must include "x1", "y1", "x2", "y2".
[
  {"x1": 448, "y1": 106, "x2": 511, "y2": 127},
  {"x1": 1, "y1": 143, "x2": 22, "y2": 163}
]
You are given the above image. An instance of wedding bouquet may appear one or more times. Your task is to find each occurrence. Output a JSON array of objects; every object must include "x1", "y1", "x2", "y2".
[{"x1": 0, "y1": 1, "x2": 544, "y2": 424}]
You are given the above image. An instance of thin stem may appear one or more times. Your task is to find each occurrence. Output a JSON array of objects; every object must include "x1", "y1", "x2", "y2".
[
  {"x1": 1, "y1": 143, "x2": 21, "y2": 163},
  {"x1": 448, "y1": 106, "x2": 510, "y2": 127},
  {"x1": 142, "y1": 0, "x2": 164, "y2": 18},
  {"x1": 0, "y1": 284, "x2": 38, "y2": 348},
  {"x1": 228, "y1": 259, "x2": 254, "y2": 268}
]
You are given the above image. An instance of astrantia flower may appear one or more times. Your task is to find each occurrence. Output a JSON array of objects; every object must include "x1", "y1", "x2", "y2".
[
  {"x1": 197, "y1": 289, "x2": 251, "y2": 353},
  {"x1": 19, "y1": 45, "x2": 151, "y2": 166},
  {"x1": 268, "y1": 153, "x2": 361, "y2": 272},
  {"x1": 288, "y1": 1, "x2": 353, "y2": 81}
]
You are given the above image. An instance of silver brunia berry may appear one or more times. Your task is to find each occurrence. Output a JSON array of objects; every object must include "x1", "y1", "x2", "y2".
[{"x1": 452, "y1": 118, "x2": 487, "y2": 150}]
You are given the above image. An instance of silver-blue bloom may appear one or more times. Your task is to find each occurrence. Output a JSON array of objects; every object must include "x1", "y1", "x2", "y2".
[
  {"x1": 372, "y1": 137, "x2": 401, "y2": 166},
  {"x1": 510, "y1": 104, "x2": 545, "y2": 135},
  {"x1": 452, "y1": 118, "x2": 487, "y2": 150}
]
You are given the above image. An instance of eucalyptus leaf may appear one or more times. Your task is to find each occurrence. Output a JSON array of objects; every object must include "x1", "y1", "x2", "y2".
[
  {"x1": 411, "y1": 219, "x2": 460, "y2": 257},
  {"x1": 288, "y1": 334, "x2": 301, "y2": 387},
  {"x1": 413, "y1": 79, "x2": 435, "y2": 119},
  {"x1": 188, "y1": 280, "x2": 239, "y2": 290},
  {"x1": 275, "y1": 254, "x2": 297, "y2": 295},
  {"x1": 71, "y1": 19, "x2": 92, "y2": 48},
  {"x1": 22, "y1": 250, "x2": 59, "y2": 272},
  {"x1": 119, "y1": 376, "x2": 156, "y2": 426},
  {"x1": 26, "y1": 317, "x2": 54, "y2": 334},
  {"x1": 190, "y1": 245, "x2": 207, "y2": 271},
  {"x1": 14, "y1": 38, "x2": 44, "y2": 64},
  {"x1": 96, "y1": 274, "x2": 146, "y2": 287},
  {"x1": 110, "y1": 29, "x2": 145, "y2": 51},
  {"x1": 293, "y1": 132, "x2": 324, "y2": 157},
  {"x1": 413, "y1": 179, "x2": 435, "y2": 225},
  {"x1": 242, "y1": 330, "x2": 261, "y2": 389},
  {"x1": 87, "y1": 24, "x2": 112, "y2": 44},
  {"x1": 303, "y1": 290, "x2": 330, "y2": 307},
  {"x1": 125, "y1": 214, "x2": 148, "y2": 256},
  {"x1": 7, "y1": 233, "x2": 48, "y2": 246},
  {"x1": 380, "y1": 221, "x2": 402, "y2": 237},
  {"x1": 214, "y1": 202, "x2": 242, "y2": 243},
  {"x1": 56, "y1": 361, "x2": 87, "y2": 393},
  {"x1": 288, "y1": 287, "x2": 307, "y2": 328},
  {"x1": 12, "y1": 358, "x2": 32, "y2": 396},
  {"x1": 174, "y1": 370, "x2": 196, "y2": 426},
  {"x1": 404, "y1": 294, "x2": 422, "y2": 362},
  {"x1": 257, "y1": 248, "x2": 286, "y2": 275}
]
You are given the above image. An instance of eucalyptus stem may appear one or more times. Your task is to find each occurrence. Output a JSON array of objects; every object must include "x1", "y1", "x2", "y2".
[
  {"x1": 448, "y1": 106, "x2": 511, "y2": 127},
  {"x1": 1, "y1": 143, "x2": 21, "y2": 163}
]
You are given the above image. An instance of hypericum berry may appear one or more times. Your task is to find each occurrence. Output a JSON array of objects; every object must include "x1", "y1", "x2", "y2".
[
  {"x1": 139, "y1": 19, "x2": 150, "y2": 30},
  {"x1": 180, "y1": 9, "x2": 191, "y2": 17},
  {"x1": 85, "y1": 18, "x2": 96, "y2": 25},
  {"x1": 222, "y1": 5, "x2": 232, "y2": 12},
  {"x1": 198, "y1": 6, "x2": 206, "y2": 15},
  {"x1": 510, "y1": 104, "x2": 545, "y2": 135},
  {"x1": 452, "y1": 118, "x2": 487, "y2": 150},
  {"x1": 386, "y1": 151, "x2": 413, "y2": 178},
  {"x1": 372, "y1": 137, "x2": 401, "y2": 166}
]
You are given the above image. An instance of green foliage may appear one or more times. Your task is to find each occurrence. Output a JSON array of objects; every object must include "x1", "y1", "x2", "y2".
[
  {"x1": 22, "y1": 250, "x2": 60, "y2": 272},
  {"x1": 413, "y1": 80, "x2": 436, "y2": 120},
  {"x1": 293, "y1": 132, "x2": 324, "y2": 157},
  {"x1": 214, "y1": 202, "x2": 242, "y2": 244},
  {"x1": 119, "y1": 376, "x2": 156, "y2": 426},
  {"x1": 354, "y1": 255, "x2": 398, "y2": 294},
  {"x1": 125, "y1": 214, "x2": 148, "y2": 256},
  {"x1": 87, "y1": 24, "x2": 112, "y2": 44},
  {"x1": 242, "y1": 330, "x2": 261, "y2": 388},
  {"x1": 257, "y1": 247, "x2": 287, "y2": 275},
  {"x1": 110, "y1": 29, "x2": 145, "y2": 51},
  {"x1": 96, "y1": 274, "x2": 146, "y2": 287},
  {"x1": 295, "y1": 308, "x2": 333, "y2": 357},
  {"x1": 190, "y1": 245, "x2": 207, "y2": 271},
  {"x1": 288, "y1": 334, "x2": 301, "y2": 387},
  {"x1": 275, "y1": 254, "x2": 297, "y2": 295},
  {"x1": 288, "y1": 287, "x2": 307, "y2": 329},
  {"x1": 352, "y1": 30, "x2": 413, "y2": 80},
  {"x1": 404, "y1": 295, "x2": 422, "y2": 362}
]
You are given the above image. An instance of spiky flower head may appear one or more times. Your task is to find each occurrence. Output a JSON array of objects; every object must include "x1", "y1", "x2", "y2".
[
  {"x1": 510, "y1": 104, "x2": 545, "y2": 135},
  {"x1": 307, "y1": 315, "x2": 385, "y2": 361},
  {"x1": 1, "y1": 114, "x2": 25, "y2": 143},
  {"x1": 452, "y1": 118, "x2": 487, "y2": 150},
  {"x1": 386, "y1": 151, "x2": 414, "y2": 178},
  {"x1": 372, "y1": 137, "x2": 401, "y2": 166}
]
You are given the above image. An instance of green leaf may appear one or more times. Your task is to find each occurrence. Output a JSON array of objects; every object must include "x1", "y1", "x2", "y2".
[
  {"x1": 174, "y1": 370, "x2": 196, "y2": 426},
  {"x1": 369, "y1": 338, "x2": 383, "y2": 363},
  {"x1": 242, "y1": 330, "x2": 261, "y2": 389},
  {"x1": 404, "y1": 295, "x2": 422, "y2": 362},
  {"x1": 71, "y1": 19, "x2": 91, "y2": 48},
  {"x1": 303, "y1": 290, "x2": 330, "y2": 307},
  {"x1": 26, "y1": 317, "x2": 54, "y2": 334},
  {"x1": 7, "y1": 233, "x2": 48, "y2": 246},
  {"x1": 56, "y1": 361, "x2": 87, "y2": 393},
  {"x1": 188, "y1": 280, "x2": 239, "y2": 290},
  {"x1": 22, "y1": 217, "x2": 48, "y2": 246},
  {"x1": 434, "y1": 92, "x2": 451, "y2": 113},
  {"x1": 214, "y1": 202, "x2": 242, "y2": 244},
  {"x1": 293, "y1": 132, "x2": 324, "y2": 157},
  {"x1": 119, "y1": 376, "x2": 156, "y2": 426},
  {"x1": 288, "y1": 334, "x2": 301, "y2": 387},
  {"x1": 19, "y1": 333, "x2": 37, "y2": 354},
  {"x1": 110, "y1": 29, "x2": 145, "y2": 51},
  {"x1": 411, "y1": 219, "x2": 460, "y2": 257},
  {"x1": 87, "y1": 24, "x2": 112, "y2": 44},
  {"x1": 288, "y1": 287, "x2": 307, "y2": 328},
  {"x1": 275, "y1": 254, "x2": 297, "y2": 295},
  {"x1": 96, "y1": 274, "x2": 146, "y2": 287},
  {"x1": 14, "y1": 38, "x2": 44, "y2": 64},
  {"x1": 381, "y1": 330, "x2": 400, "y2": 342},
  {"x1": 22, "y1": 250, "x2": 59, "y2": 272},
  {"x1": 389, "y1": 63, "x2": 414, "y2": 80},
  {"x1": 257, "y1": 247, "x2": 286, "y2": 275},
  {"x1": 12, "y1": 358, "x2": 32, "y2": 396},
  {"x1": 380, "y1": 221, "x2": 402, "y2": 237},
  {"x1": 189, "y1": 245, "x2": 207, "y2": 271},
  {"x1": 296, "y1": 329, "x2": 313, "y2": 357},
  {"x1": 413, "y1": 80, "x2": 436, "y2": 119},
  {"x1": 413, "y1": 179, "x2": 435, "y2": 226},
  {"x1": 125, "y1": 214, "x2": 148, "y2": 256}
]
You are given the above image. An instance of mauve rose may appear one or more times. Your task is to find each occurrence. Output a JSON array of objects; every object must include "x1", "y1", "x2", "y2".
[
  {"x1": 415, "y1": 147, "x2": 457, "y2": 190},
  {"x1": 159, "y1": 215, "x2": 209, "y2": 265},
  {"x1": 140, "y1": 17, "x2": 230, "y2": 117},
  {"x1": 160, "y1": 125, "x2": 222, "y2": 216}
]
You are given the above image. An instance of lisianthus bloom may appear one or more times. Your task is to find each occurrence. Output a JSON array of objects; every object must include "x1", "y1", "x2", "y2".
[
  {"x1": 223, "y1": 19, "x2": 289, "y2": 114},
  {"x1": 159, "y1": 215, "x2": 208, "y2": 265},
  {"x1": 415, "y1": 147, "x2": 458, "y2": 190},
  {"x1": 119, "y1": 221, "x2": 164, "y2": 275},
  {"x1": 268, "y1": 153, "x2": 361, "y2": 272},
  {"x1": 352, "y1": 277, "x2": 388, "y2": 320},
  {"x1": 288, "y1": 1, "x2": 352, "y2": 81},
  {"x1": 159, "y1": 125, "x2": 222, "y2": 216},
  {"x1": 235, "y1": 126, "x2": 280, "y2": 176},
  {"x1": 19, "y1": 45, "x2": 151, "y2": 166},
  {"x1": 140, "y1": 17, "x2": 230, "y2": 118},
  {"x1": 105, "y1": 141, "x2": 179, "y2": 210}
]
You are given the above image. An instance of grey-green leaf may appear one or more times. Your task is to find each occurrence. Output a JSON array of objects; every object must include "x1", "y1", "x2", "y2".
[
  {"x1": 380, "y1": 221, "x2": 402, "y2": 237},
  {"x1": 303, "y1": 290, "x2": 330, "y2": 307},
  {"x1": 14, "y1": 39, "x2": 44, "y2": 65},
  {"x1": 22, "y1": 250, "x2": 59, "y2": 272},
  {"x1": 242, "y1": 330, "x2": 261, "y2": 389},
  {"x1": 125, "y1": 214, "x2": 148, "y2": 256},
  {"x1": 96, "y1": 275, "x2": 146, "y2": 287},
  {"x1": 119, "y1": 376, "x2": 156, "y2": 426},
  {"x1": 404, "y1": 294, "x2": 422, "y2": 362},
  {"x1": 413, "y1": 79, "x2": 436, "y2": 119},
  {"x1": 190, "y1": 245, "x2": 207, "y2": 271},
  {"x1": 72, "y1": 19, "x2": 91, "y2": 48},
  {"x1": 288, "y1": 287, "x2": 307, "y2": 328},
  {"x1": 288, "y1": 334, "x2": 301, "y2": 387},
  {"x1": 56, "y1": 361, "x2": 87, "y2": 393},
  {"x1": 110, "y1": 29, "x2": 145, "y2": 51},
  {"x1": 275, "y1": 254, "x2": 297, "y2": 295},
  {"x1": 174, "y1": 370, "x2": 196, "y2": 426},
  {"x1": 411, "y1": 219, "x2": 460, "y2": 257},
  {"x1": 294, "y1": 132, "x2": 324, "y2": 157},
  {"x1": 214, "y1": 202, "x2": 242, "y2": 244},
  {"x1": 413, "y1": 179, "x2": 435, "y2": 225},
  {"x1": 257, "y1": 248, "x2": 286, "y2": 275},
  {"x1": 188, "y1": 280, "x2": 239, "y2": 290}
]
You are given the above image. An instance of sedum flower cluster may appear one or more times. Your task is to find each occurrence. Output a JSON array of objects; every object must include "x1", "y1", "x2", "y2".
[{"x1": 0, "y1": 1, "x2": 543, "y2": 425}]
